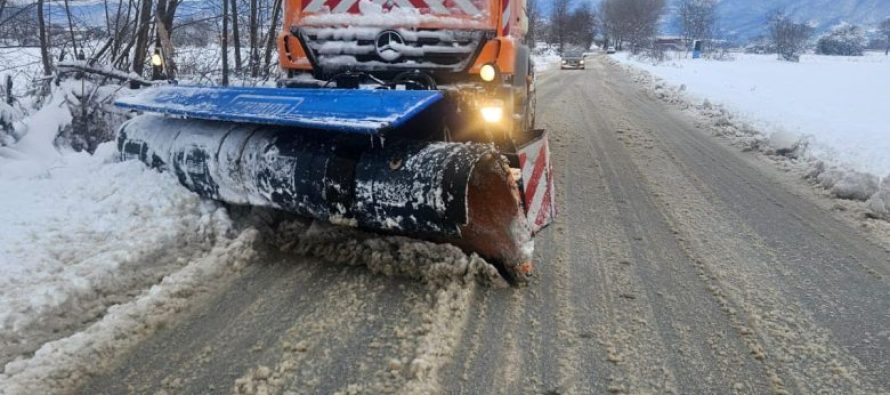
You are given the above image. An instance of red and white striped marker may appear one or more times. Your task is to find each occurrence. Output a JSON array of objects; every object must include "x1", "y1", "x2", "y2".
[
  {"x1": 501, "y1": 0, "x2": 511, "y2": 35},
  {"x1": 302, "y1": 0, "x2": 484, "y2": 16},
  {"x1": 518, "y1": 134, "x2": 556, "y2": 234}
]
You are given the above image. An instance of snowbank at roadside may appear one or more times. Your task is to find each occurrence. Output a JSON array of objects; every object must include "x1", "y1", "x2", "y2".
[
  {"x1": 612, "y1": 52, "x2": 890, "y2": 220},
  {"x1": 533, "y1": 47, "x2": 563, "y2": 73},
  {"x1": 1, "y1": 227, "x2": 258, "y2": 395},
  {"x1": 0, "y1": 143, "x2": 244, "y2": 364}
]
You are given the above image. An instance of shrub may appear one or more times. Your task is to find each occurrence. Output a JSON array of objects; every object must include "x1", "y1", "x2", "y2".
[{"x1": 817, "y1": 24, "x2": 866, "y2": 56}]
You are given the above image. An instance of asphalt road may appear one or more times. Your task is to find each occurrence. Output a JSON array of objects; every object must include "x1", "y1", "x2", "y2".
[{"x1": 77, "y1": 56, "x2": 890, "y2": 395}]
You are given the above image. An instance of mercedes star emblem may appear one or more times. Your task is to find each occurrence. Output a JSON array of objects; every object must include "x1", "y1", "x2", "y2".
[{"x1": 376, "y1": 30, "x2": 405, "y2": 62}]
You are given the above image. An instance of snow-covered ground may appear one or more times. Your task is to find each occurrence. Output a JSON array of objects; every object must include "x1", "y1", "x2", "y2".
[
  {"x1": 0, "y1": 139, "x2": 262, "y2": 386},
  {"x1": 614, "y1": 52, "x2": 890, "y2": 178},
  {"x1": 0, "y1": 145, "x2": 225, "y2": 355},
  {"x1": 534, "y1": 53, "x2": 563, "y2": 73},
  {"x1": 0, "y1": 72, "x2": 264, "y2": 392},
  {"x1": 532, "y1": 46, "x2": 563, "y2": 73},
  {"x1": 614, "y1": 51, "x2": 890, "y2": 219},
  {"x1": 0, "y1": 47, "x2": 55, "y2": 116}
]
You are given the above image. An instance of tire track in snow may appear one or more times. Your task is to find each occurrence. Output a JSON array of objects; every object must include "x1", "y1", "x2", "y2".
[
  {"x1": 76, "y1": 220, "x2": 496, "y2": 395},
  {"x1": 598, "y1": 57, "x2": 890, "y2": 393},
  {"x1": 2, "y1": 229, "x2": 259, "y2": 395},
  {"x1": 570, "y1": 72, "x2": 764, "y2": 394}
]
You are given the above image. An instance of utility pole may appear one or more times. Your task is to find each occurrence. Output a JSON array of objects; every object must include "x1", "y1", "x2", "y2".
[{"x1": 5, "y1": 75, "x2": 12, "y2": 105}]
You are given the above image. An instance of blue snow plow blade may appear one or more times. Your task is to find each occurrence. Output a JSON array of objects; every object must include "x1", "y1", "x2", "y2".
[{"x1": 114, "y1": 86, "x2": 444, "y2": 135}]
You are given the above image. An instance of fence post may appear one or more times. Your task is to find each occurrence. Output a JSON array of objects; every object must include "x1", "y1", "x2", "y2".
[{"x1": 5, "y1": 75, "x2": 12, "y2": 105}]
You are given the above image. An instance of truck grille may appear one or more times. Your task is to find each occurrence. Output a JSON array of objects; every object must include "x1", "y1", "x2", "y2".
[{"x1": 295, "y1": 27, "x2": 487, "y2": 73}]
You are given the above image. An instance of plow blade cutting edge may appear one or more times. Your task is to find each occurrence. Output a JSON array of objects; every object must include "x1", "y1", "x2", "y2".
[{"x1": 117, "y1": 114, "x2": 534, "y2": 281}]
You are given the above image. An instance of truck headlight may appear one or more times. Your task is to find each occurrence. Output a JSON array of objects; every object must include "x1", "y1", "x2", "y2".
[
  {"x1": 151, "y1": 50, "x2": 164, "y2": 67},
  {"x1": 480, "y1": 64, "x2": 497, "y2": 82},
  {"x1": 481, "y1": 102, "x2": 504, "y2": 123}
]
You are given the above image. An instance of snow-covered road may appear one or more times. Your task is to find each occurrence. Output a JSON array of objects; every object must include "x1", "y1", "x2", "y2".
[
  {"x1": 1, "y1": 56, "x2": 883, "y2": 395},
  {"x1": 2, "y1": 56, "x2": 890, "y2": 394}
]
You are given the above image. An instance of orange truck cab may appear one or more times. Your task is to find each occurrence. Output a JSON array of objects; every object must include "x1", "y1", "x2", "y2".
[{"x1": 277, "y1": 0, "x2": 535, "y2": 145}]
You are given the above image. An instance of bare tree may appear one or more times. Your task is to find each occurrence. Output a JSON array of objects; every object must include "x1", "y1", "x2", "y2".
[
  {"x1": 63, "y1": 0, "x2": 80, "y2": 58},
  {"x1": 155, "y1": 0, "x2": 183, "y2": 79},
  {"x1": 155, "y1": 0, "x2": 181, "y2": 46},
  {"x1": 600, "y1": 0, "x2": 666, "y2": 53},
  {"x1": 222, "y1": 0, "x2": 230, "y2": 86},
  {"x1": 768, "y1": 10, "x2": 812, "y2": 62},
  {"x1": 108, "y1": 0, "x2": 136, "y2": 64},
  {"x1": 566, "y1": 3, "x2": 597, "y2": 50},
  {"x1": 598, "y1": 1, "x2": 614, "y2": 48},
  {"x1": 525, "y1": 0, "x2": 539, "y2": 46},
  {"x1": 677, "y1": 0, "x2": 717, "y2": 48},
  {"x1": 880, "y1": 18, "x2": 890, "y2": 55},
  {"x1": 112, "y1": 0, "x2": 142, "y2": 71},
  {"x1": 549, "y1": 0, "x2": 572, "y2": 52},
  {"x1": 156, "y1": 0, "x2": 181, "y2": 78},
  {"x1": 0, "y1": 3, "x2": 36, "y2": 44},
  {"x1": 230, "y1": 0, "x2": 243, "y2": 72},
  {"x1": 37, "y1": 0, "x2": 52, "y2": 76},
  {"x1": 249, "y1": 0, "x2": 260, "y2": 77},
  {"x1": 132, "y1": 0, "x2": 154, "y2": 81},
  {"x1": 262, "y1": 0, "x2": 284, "y2": 77}
]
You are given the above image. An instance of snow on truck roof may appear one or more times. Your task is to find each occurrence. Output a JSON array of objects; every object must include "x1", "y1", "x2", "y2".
[{"x1": 299, "y1": 0, "x2": 493, "y2": 29}]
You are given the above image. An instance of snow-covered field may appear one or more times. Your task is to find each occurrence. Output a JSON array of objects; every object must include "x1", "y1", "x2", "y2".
[
  {"x1": 614, "y1": 52, "x2": 890, "y2": 178},
  {"x1": 614, "y1": 51, "x2": 890, "y2": 219}
]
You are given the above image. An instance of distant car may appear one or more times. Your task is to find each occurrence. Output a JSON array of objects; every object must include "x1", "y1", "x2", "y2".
[
  {"x1": 606, "y1": 46, "x2": 616, "y2": 54},
  {"x1": 560, "y1": 52, "x2": 585, "y2": 70}
]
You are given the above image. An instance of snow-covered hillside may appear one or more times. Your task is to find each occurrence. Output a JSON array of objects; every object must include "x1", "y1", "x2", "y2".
[
  {"x1": 710, "y1": 0, "x2": 890, "y2": 40},
  {"x1": 50, "y1": 0, "x2": 890, "y2": 42},
  {"x1": 39, "y1": 0, "x2": 215, "y2": 26},
  {"x1": 539, "y1": 0, "x2": 890, "y2": 41}
]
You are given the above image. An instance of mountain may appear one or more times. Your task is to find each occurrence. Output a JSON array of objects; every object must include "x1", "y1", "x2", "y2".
[
  {"x1": 41, "y1": 0, "x2": 213, "y2": 26},
  {"x1": 710, "y1": 0, "x2": 890, "y2": 40},
  {"x1": 37, "y1": 0, "x2": 890, "y2": 42},
  {"x1": 547, "y1": 0, "x2": 890, "y2": 42}
]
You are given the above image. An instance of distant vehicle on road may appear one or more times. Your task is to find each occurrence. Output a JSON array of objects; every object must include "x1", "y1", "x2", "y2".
[
  {"x1": 561, "y1": 52, "x2": 586, "y2": 70},
  {"x1": 606, "y1": 46, "x2": 617, "y2": 54}
]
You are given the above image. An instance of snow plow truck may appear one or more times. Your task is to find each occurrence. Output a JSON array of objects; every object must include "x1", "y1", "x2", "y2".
[{"x1": 115, "y1": 0, "x2": 555, "y2": 282}]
